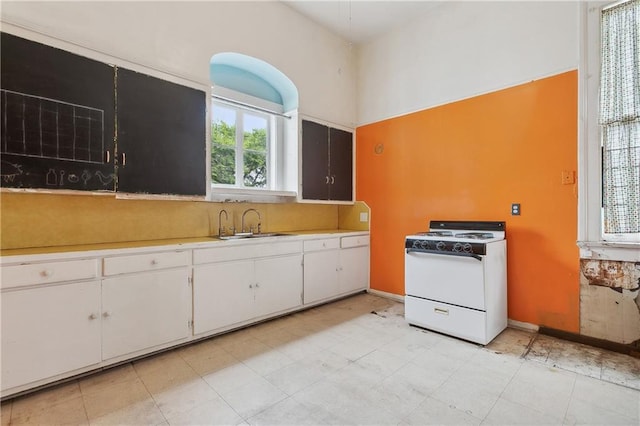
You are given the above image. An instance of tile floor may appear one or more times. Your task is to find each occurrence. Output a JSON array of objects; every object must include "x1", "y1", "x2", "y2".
[{"x1": 1, "y1": 293, "x2": 639, "y2": 425}]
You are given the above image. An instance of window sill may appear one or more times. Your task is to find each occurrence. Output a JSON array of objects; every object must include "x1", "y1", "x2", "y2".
[
  {"x1": 210, "y1": 187, "x2": 297, "y2": 203},
  {"x1": 577, "y1": 240, "x2": 640, "y2": 262}
]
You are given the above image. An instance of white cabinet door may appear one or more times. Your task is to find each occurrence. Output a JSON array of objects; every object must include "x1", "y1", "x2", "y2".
[
  {"x1": 101, "y1": 268, "x2": 191, "y2": 360},
  {"x1": 339, "y1": 246, "x2": 369, "y2": 294},
  {"x1": 1, "y1": 281, "x2": 101, "y2": 392},
  {"x1": 254, "y1": 254, "x2": 303, "y2": 318},
  {"x1": 303, "y1": 250, "x2": 340, "y2": 304},
  {"x1": 193, "y1": 260, "x2": 254, "y2": 335}
]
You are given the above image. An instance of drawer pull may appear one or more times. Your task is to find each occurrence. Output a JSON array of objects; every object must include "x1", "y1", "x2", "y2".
[
  {"x1": 88, "y1": 313, "x2": 97, "y2": 320},
  {"x1": 40, "y1": 269, "x2": 53, "y2": 278},
  {"x1": 434, "y1": 308, "x2": 449, "y2": 315},
  {"x1": 150, "y1": 259, "x2": 158, "y2": 265},
  {"x1": 102, "y1": 311, "x2": 111, "y2": 318}
]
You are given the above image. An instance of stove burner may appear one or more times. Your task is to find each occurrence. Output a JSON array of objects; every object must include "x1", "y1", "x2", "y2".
[
  {"x1": 454, "y1": 232, "x2": 494, "y2": 240},
  {"x1": 418, "y1": 231, "x2": 454, "y2": 237}
]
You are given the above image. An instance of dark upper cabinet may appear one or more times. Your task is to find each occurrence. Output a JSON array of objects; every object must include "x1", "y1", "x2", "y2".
[
  {"x1": 0, "y1": 32, "x2": 116, "y2": 191},
  {"x1": 329, "y1": 127, "x2": 353, "y2": 201},
  {"x1": 116, "y1": 69, "x2": 206, "y2": 196},
  {"x1": 0, "y1": 32, "x2": 207, "y2": 197},
  {"x1": 301, "y1": 119, "x2": 353, "y2": 202}
]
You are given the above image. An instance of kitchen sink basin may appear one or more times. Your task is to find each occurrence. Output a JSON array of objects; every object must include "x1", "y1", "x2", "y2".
[
  {"x1": 217, "y1": 232, "x2": 294, "y2": 240},
  {"x1": 249, "y1": 233, "x2": 293, "y2": 238}
]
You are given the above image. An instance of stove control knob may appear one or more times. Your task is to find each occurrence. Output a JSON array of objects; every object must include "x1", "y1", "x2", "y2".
[
  {"x1": 436, "y1": 241, "x2": 446, "y2": 251},
  {"x1": 420, "y1": 241, "x2": 429, "y2": 249},
  {"x1": 412, "y1": 241, "x2": 421, "y2": 249},
  {"x1": 453, "y1": 243, "x2": 463, "y2": 252},
  {"x1": 463, "y1": 243, "x2": 472, "y2": 253}
]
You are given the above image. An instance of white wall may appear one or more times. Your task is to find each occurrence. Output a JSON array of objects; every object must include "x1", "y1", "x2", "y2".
[
  {"x1": 0, "y1": 1, "x2": 357, "y2": 128},
  {"x1": 356, "y1": 1, "x2": 580, "y2": 125}
]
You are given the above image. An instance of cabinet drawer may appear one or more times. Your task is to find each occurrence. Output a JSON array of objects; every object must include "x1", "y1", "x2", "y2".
[
  {"x1": 405, "y1": 296, "x2": 488, "y2": 344},
  {"x1": 1, "y1": 259, "x2": 98, "y2": 289},
  {"x1": 303, "y1": 238, "x2": 340, "y2": 252},
  {"x1": 194, "y1": 240, "x2": 302, "y2": 264},
  {"x1": 341, "y1": 235, "x2": 370, "y2": 248},
  {"x1": 103, "y1": 251, "x2": 189, "y2": 276}
]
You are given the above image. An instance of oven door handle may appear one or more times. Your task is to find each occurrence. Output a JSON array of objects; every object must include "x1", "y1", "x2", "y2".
[{"x1": 405, "y1": 248, "x2": 483, "y2": 261}]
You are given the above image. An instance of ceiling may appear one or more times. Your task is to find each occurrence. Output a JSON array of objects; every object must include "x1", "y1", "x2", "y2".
[{"x1": 282, "y1": 1, "x2": 443, "y2": 45}]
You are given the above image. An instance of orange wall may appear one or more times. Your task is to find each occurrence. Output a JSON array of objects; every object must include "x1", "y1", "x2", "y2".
[{"x1": 356, "y1": 71, "x2": 579, "y2": 332}]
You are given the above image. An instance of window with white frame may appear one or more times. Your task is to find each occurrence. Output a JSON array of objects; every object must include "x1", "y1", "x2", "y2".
[
  {"x1": 581, "y1": 0, "x2": 640, "y2": 251},
  {"x1": 599, "y1": 0, "x2": 640, "y2": 240},
  {"x1": 211, "y1": 100, "x2": 274, "y2": 189}
]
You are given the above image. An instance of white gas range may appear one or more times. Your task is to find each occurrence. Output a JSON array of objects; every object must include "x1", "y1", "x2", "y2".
[{"x1": 404, "y1": 220, "x2": 507, "y2": 345}]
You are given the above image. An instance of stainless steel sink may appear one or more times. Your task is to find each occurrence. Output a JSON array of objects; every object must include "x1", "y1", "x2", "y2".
[
  {"x1": 217, "y1": 232, "x2": 294, "y2": 240},
  {"x1": 249, "y1": 233, "x2": 292, "y2": 238}
]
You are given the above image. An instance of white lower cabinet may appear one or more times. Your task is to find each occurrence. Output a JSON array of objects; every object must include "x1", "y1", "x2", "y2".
[
  {"x1": 303, "y1": 235, "x2": 370, "y2": 305},
  {"x1": 339, "y1": 245, "x2": 369, "y2": 294},
  {"x1": 303, "y1": 249, "x2": 340, "y2": 304},
  {"x1": 101, "y1": 267, "x2": 191, "y2": 360},
  {"x1": 0, "y1": 232, "x2": 367, "y2": 397},
  {"x1": 1, "y1": 280, "x2": 102, "y2": 391},
  {"x1": 254, "y1": 254, "x2": 304, "y2": 318},
  {"x1": 193, "y1": 260, "x2": 255, "y2": 334},
  {"x1": 193, "y1": 243, "x2": 303, "y2": 336}
]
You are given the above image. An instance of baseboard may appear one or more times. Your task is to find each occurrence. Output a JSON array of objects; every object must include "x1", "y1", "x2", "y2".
[
  {"x1": 508, "y1": 319, "x2": 539, "y2": 332},
  {"x1": 366, "y1": 288, "x2": 405, "y2": 303},
  {"x1": 539, "y1": 326, "x2": 640, "y2": 358}
]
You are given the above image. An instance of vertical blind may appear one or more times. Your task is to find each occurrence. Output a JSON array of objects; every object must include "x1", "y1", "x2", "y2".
[{"x1": 600, "y1": 0, "x2": 640, "y2": 235}]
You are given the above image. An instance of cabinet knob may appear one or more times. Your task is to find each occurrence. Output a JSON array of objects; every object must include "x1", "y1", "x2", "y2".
[
  {"x1": 249, "y1": 284, "x2": 253, "y2": 289},
  {"x1": 255, "y1": 283, "x2": 260, "y2": 288},
  {"x1": 88, "y1": 313, "x2": 97, "y2": 320},
  {"x1": 150, "y1": 259, "x2": 158, "y2": 266},
  {"x1": 40, "y1": 269, "x2": 53, "y2": 278},
  {"x1": 102, "y1": 311, "x2": 111, "y2": 318}
]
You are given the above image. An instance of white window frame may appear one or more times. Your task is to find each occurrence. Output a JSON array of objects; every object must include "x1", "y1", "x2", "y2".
[
  {"x1": 209, "y1": 86, "x2": 297, "y2": 202},
  {"x1": 578, "y1": 1, "x2": 640, "y2": 261}
]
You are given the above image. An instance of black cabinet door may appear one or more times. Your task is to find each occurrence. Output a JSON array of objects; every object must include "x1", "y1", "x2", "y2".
[
  {"x1": 329, "y1": 127, "x2": 353, "y2": 201},
  {"x1": 301, "y1": 120, "x2": 330, "y2": 200},
  {"x1": 116, "y1": 68, "x2": 206, "y2": 196},
  {"x1": 0, "y1": 32, "x2": 115, "y2": 191}
]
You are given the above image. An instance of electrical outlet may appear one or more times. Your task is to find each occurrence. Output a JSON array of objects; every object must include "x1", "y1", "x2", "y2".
[
  {"x1": 359, "y1": 212, "x2": 369, "y2": 222},
  {"x1": 511, "y1": 203, "x2": 521, "y2": 216}
]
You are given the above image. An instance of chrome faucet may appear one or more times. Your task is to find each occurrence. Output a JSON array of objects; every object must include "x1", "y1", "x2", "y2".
[
  {"x1": 241, "y1": 208, "x2": 261, "y2": 234},
  {"x1": 218, "y1": 209, "x2": 229, "y2": 236}
]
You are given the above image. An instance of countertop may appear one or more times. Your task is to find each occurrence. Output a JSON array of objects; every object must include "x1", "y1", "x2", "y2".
[{"x1": 0, "y1": 229, "x2": 369, "y2": 260}]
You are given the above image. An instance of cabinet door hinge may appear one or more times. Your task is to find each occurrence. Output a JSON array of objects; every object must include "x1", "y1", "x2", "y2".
[{"x1": 188, "y1": 276, "x2": 192, "y2": 286}]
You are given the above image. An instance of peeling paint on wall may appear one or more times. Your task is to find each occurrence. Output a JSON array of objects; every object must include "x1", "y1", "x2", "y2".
[
  {"x1": 580, "y1": 259, "x2": 640, "y2": 346},
  {"x1": 580, "y1": 260, "x2": 640, "y2": 291}
]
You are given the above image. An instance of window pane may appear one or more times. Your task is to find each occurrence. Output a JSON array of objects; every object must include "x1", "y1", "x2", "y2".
[
  {"x1": 243, "y1": 114, "x2": 267, "y2": 151},
  {"x1": 243, "y1": 113, "x2": 268, "y2": 188},
  {"x1": 212, "y1": 104, "x2": 236, "y2": 185},
  {"x1": 244, "y1": 151, "x2": 267, "y2": 187}
]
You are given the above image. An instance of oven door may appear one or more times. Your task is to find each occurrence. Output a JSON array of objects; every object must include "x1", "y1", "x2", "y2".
[{"x1": 405, "y1": 249, "x2": 485, "y2": 311}]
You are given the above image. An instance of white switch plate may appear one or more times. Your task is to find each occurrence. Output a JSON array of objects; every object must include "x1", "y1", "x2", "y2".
[{"x1": 359, "y1": 212, "x2": 369, "y2": 222}]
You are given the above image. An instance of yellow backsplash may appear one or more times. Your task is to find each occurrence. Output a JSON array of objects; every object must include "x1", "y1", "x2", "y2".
[{"x1": 0, "y1": 192, "x2": 369, "y2": 250}]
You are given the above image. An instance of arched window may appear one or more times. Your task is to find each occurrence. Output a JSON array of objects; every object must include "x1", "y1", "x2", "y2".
[{"x1": 210, "y1": 53, "x2": 299, "y2": 198}]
